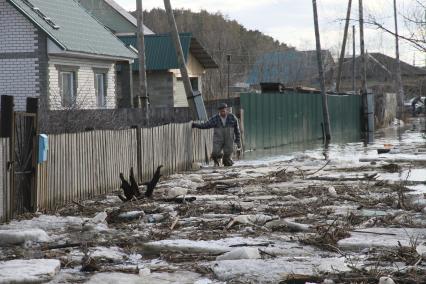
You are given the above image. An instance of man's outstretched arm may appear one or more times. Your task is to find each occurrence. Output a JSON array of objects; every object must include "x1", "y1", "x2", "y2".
[{"x1": 192, "y1": 116, "x2": 218, "y2": 129}]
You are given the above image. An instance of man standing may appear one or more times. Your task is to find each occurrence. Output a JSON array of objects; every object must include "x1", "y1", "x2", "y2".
[{"x1": 192, "y1": 103, "x2": 241, "y2": 166}]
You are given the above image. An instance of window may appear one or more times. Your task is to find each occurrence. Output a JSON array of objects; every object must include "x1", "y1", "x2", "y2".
[
  {"x1": 93, "y1": 68, "x2": 109, "y2": 108},
  {"x1": 55, "y1": 65, "x2": 79, "y2": 108},
  {"x1": 60, "y1": 71, "x2": 75, "y2": 107},
  {"x1": 190, "y1": 77, "x2": 199, "y2": 91},
  {"x1": 95, "y1": 73, "x2": 106, "y2": 107}
]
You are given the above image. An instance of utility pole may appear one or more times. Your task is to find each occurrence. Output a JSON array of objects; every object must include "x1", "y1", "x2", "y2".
[
  {"x1": 163, "y1": 0, "x2": 207, "y2": 120},
  {"x1": 336, "y1": 0, "x2": 352, "y2": 93},
  {"x1": 359, "y1": 0, "x2": 374, "y2": 138},
  {"x1": 352, "y1": 25, "x2": 356, "y2": 93},
  {"x1": 136, "y1": 0, "x2": 149, "y2": 118},
  {"x1": 393, "y1": 0, "x2": 405, "y2": 120},
  {"x1": 358, "y1": 0, "x2": 367, "y2": 96},
  {"x1": 312, "y1": 0, "x2": 331, "y2": 142}
]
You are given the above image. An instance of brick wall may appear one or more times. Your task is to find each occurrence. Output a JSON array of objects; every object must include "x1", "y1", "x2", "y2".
[
  {"x1": 48, "y1": 56, "x2": 117, "y2": 110},
  {"x1": 0, "y1": 0, "x2": 40, "y2": 111}
]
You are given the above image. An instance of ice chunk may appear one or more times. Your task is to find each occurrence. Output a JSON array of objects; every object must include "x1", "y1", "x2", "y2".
[
  {"x1": 0, "y1": 215, "x2": 84, "y2": 231},
  {"x1": 139, "y1": 268, "x2": 151, "y2": 276},
  {"x1": 86, "y1": 272, "x2": 141, "y2": 284},
  {"x1": 0, "y1": 259, "x2": 60, "y2": 283},
  {"x1": 86, "y1": 271, "x2": 206, "y2": 284},
  {"x1": 338, "y1": 228, "x2": 426, "y2": 251},
  {"x1": 165, "y1": 187, "x2": 188, "y2": 199},
  {"x1": 379, "y1": 277, "x2": 395, "y2": 284},
  {"x1": 92, "y1": 212, "x2": 107, "y2": 223},
  {"x1": 229, "y1": 214, "x2": 274, "y2": 227},
  {"x1": 90, "y1": 246, "x2": 126, "y2": 262},
  {"x1": 212, "y1": 257, "x2": 349, "y2": 282},
  {"x1": 328, "y1": 186, "x2": 338, "y2": 197},
  {"x1": 265, "y1": 219, "x2": 311, "y2": 232},
  {"x1": 0, "y1": 229, "x2": 50, "y2": 246},
  {"x1": 216, "y1": 247, "x2": 261, "y2": 261}
]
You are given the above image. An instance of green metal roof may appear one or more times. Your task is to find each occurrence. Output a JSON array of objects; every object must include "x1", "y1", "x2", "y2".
[
  {"x1": 8, "y1": 0, "x2": 137, "y2": 59},
  {"x1": 119, "y1": 33, "x2": 191, "y2": 71},
  {"x1": 119, "y1": 33, "x2": 218, "y2": 71},
  {"x1": 77, "y1": 0, "x2": 154, "y2": 35}
]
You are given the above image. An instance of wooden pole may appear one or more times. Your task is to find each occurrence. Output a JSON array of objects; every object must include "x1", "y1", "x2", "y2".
[
  {"x1": 393, "y1": 0, "x2": 405, "y2": 120},
  {"x1": 26, "y1": 97, "x2": 38, "y2": 212},
  {"x1": 358, "y1": 0, "x2": 368, "y2": 134},
  {"x1": 312, "y1": 0, "x2": 331, "y2": 141},
  {"x1": 164, "y1": 0, "x2": 199, "y2": 120},
  {"x1": 136, "y1": 0, "x2": 149, "y2": 118},
  {"x1": 352, "y1": 25, "x2": 356, "y2": 93},
  {"x1": 227, "y1": 54, "x2": 231, "y2": 100},
  {"x1": 336, "y1": 0, "x2": 352, "y2": 92}
]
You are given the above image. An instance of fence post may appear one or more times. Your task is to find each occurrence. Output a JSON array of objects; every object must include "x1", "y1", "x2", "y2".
[
  {"x1": 0, "y1": 95, "x2": 14, "y2": 138},
  {"x1": 26, "y1": 97, "x2": 39, "y2": 212},
  {"x1": 135, "y1": 127, "x2": 142, "y2": 184},
  {"x1": 0, "y1": 95, "x2": 14, "y2": 220}
]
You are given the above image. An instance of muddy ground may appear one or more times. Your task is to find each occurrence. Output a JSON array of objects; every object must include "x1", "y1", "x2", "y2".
[{"x1": 1, "y1": 118, "x2": 426, "y2": 284}]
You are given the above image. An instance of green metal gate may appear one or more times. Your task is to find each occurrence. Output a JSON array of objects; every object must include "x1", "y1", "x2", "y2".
[{"x1": 241, "y1": 92, "x2": 362, "y2": 150}]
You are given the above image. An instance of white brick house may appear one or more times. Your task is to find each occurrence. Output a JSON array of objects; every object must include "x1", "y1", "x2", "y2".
[{"x1": 0, "y1": 0, "x2": 136, "y2": 111}]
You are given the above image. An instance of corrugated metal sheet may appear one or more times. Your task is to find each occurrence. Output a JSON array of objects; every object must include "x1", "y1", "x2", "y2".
[
  {"x1": 119, "y1": 33, "x2": 192, "y2": 71},
  {"x1": 241, "y1": 92, "x2": 362, "y2": 149}
]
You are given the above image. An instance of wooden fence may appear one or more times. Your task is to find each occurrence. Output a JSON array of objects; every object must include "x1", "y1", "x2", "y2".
[
  {"x1": 0, "y1": 138, "x2": 11, "y2": 222},
  {"x1": 36, "y1": 122, "x2": 213, "y2": 210},
  {"x1": 36, "y1": 129, "x2": 138, "y2": 210}
]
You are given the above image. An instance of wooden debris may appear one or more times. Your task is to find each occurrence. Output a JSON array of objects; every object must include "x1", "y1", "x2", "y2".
[{"x1": 170, "y1": 217, "x2": 180, "y2": 230}]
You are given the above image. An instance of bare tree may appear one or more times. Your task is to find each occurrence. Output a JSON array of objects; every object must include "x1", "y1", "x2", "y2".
[{"x1": 367, "y1": 1, "x2": 425, "y2": 53}]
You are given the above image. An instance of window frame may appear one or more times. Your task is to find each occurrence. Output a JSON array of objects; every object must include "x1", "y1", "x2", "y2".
[
  {"x1": 93, "y1": 68, "x2": 109, "y2": 108},
  {"x1": 55, "y1": 65, "x2": 79, "y2": 108}
]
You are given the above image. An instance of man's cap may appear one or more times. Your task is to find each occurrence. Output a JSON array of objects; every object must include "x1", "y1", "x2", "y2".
[{"x1": 218, "y1": 103, "x2": 228, "y2": 110}]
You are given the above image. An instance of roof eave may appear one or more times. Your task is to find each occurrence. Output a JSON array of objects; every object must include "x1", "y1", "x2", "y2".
[
  {"x1": 50, "y1": 50, "x2": 135, "y2": 62},
  {"x1": 103, "y1": 0, "x2": 153, "y2": 34},
  {"x1": 189, "y1": 38, "x2": 218, "y2": 69}
]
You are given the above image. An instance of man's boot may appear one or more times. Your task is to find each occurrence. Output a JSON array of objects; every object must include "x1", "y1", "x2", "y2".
[
  {"x1": 212, "y1": 154, "x2": 222, "y2": 167},
  {"x1": 223, "y1": 156, "x2": 234, "y2": 167},
  {"x1": 212, "y1": 156, "x2": 220, "y2": 166}
]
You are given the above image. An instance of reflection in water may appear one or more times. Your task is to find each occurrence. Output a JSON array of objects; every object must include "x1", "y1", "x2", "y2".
[
  {"x1": 323, "y1": 141, "x2": 330, "y2": 160},
  {"x1": 242, "y1": 118, "x2": 425, "y2": 162}
]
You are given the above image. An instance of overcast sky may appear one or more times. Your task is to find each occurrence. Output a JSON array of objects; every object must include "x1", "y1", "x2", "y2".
[{"x1": 115, "y1": 0, "x2": 423, "y2": 65}]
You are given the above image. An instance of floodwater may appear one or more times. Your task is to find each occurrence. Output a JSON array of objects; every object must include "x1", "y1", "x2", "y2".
[{"x1": 242, "y1": 117, "x2": 426, "y2": 165}]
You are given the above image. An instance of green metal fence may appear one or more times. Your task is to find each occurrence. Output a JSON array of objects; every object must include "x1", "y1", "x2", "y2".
[{"x1": 241, "y1": 92, "x2": 362, "y2": 149}]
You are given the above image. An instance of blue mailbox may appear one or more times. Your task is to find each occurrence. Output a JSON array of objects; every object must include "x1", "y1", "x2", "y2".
[{"x1": 38, "y1": 134, "x2": 48, "y2": 163}]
